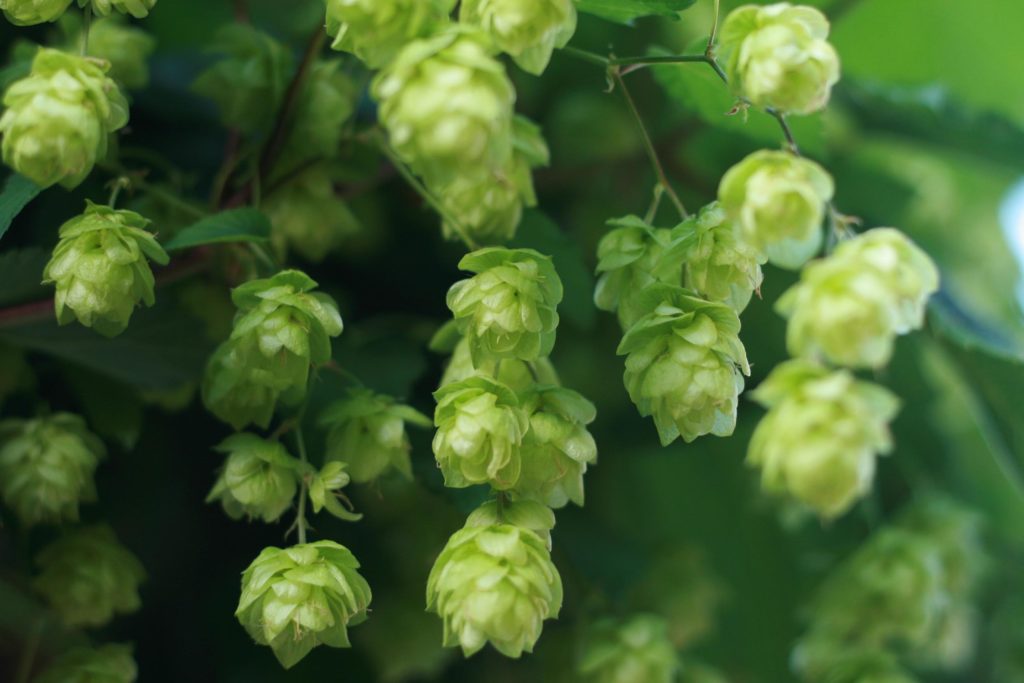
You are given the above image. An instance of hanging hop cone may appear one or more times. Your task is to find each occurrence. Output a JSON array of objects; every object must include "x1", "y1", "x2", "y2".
[
  {"x1": 325, "y1": 0, "x2": 455, "y2": 68},
  {"x1": 265, "y1": 167, "x2": 361, "y2": 263},
  {"x1": 80, "y1": 0, "x2": 156, "y2": 19},
  {"x1": 34, "y1": 644, "x2": 137, "y2": 683},
  {"x1": 61, "y1": 15, "x2": 156, "y2": 89},
  {"x1": 578, "y1": 614, "x2": 679, "y2": 683},
  {"x1": 206, "y1": 433, "x2": 301, "y2": 523},
  {"x1": 460, "y1": 0, "x2": 577, "y2": 75},
  {"x1": 0, "y1": 0, "x2": 72, "y2": 26}
]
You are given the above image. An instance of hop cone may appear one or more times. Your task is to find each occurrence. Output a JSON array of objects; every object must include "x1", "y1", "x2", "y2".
[
  {"x1": 617, "y1": 285, "x2": 750, "y2": 445},
  {"x1": 80, "y1": 0, "x2": 156, "y2": 18},
  {"x1": 43, "y1": 201, "x2": 169, "y2": 337},
  {"x1": 265, "y1": 167, "x2": 361, "y2": 262},
  {"x1": 578, "y1": 614, "x2": 679, "y2": 683},
  {"x1": 438, "y1": 332, "x2": 560, "y2": 392},
  {"x1": 34, "y1": 525, "x2": 145, "y2": 627},
  {"x1": 0, "y1": 412, "x2": 105, "y2": 526},
  {"x1": 793, "y1": 636, "x2": 918, "y2": 683},
  {"x1": 0, "y1": 0, "x2": 72, "y2": 26},
  {"x1": 460, "y1": 0, "x2": 577, "y2": 75},
  {"x1": 236, "y1": 541, "x2": 372, "y2": 668},
  {"x1": 206, "y1": 433, "x2": 300, "y2": 523},
  {"x1": 748, "y1": 360, "x2": 899, "y2": 519},
  {"x1": 0, "y1": 48, "x2": 128, "y2": 188},
  {"x1": 34, "y1": 644, "x2": 137, "y2": 683},
  {"x1": 325, "y1": 0, "x2": 455, "y2": 68},
  {"x1": 464, "y1": 498, "x2": 556, "y2": 547},
  {"x1": 62, "y1": 15, "x2": 156, "y2": 89}
]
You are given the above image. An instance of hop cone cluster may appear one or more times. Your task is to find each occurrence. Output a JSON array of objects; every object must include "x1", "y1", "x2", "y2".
[
  {"x1": 80, "y1": 0, "x2": 156, "y2": 18},
  {"x1": 265, "y1": 168, "x2": 361, "y2": 262},
  {"x1": 578, "y1": 614, "x2": 679, "y2": 683},
  {"x1": 202, "y1": 270, "x2": 343, "y2": 430},
  {"x1": 63, "y1": 16, "x2": 156, "y2": 89},
  {"x1": 0, "y1": 0, "x2": 72, "y2": 26},
  {"x1": 206, "y1": 434, "x2": 299, "y2": 523},
  {"x1": 0, "y1": 48, "x2": 127, "y2": 188},
  {"x1": 34, "y1": 525, "x2": 145, "y2": 627},
  {"x1": 0, "y1": 412, "x2": 105, "y2": 526},
  {"x1": 460, "y1": 0, "x2": 577, "y2": 75},
  {"x1": 236, "y1": 541, "x2": 372, "y2": 668},
  {"x1": 43, "y1": 202, "x2": 169, "y2": 337},
  {"x1": 325, "y1": 0, "x2": 455, "y2": 68},
  {"x1": 34, "y1": 644, "x2": 137, "y2": 683}
]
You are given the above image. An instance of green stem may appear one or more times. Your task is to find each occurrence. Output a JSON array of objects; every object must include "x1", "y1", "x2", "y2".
[
  {"x1": 766, "y1": 108, "x2": 800, "y2": 154},
  {"x1": 496, "y1": 491, "x2": 508, "y2": 523},
  {"x1": 80, "y1": 6, "x2": 92, "y2": 56},
  {"x1": 559, "y1": 46, "x2": 610, "y2": 67},
  {"x1": 294, "y1": 424, "x2": 310, "y2": 545},
  {"x1": 645, "y1": 184, "x2": 665, "y2": 224},
  {"x1": 248, "y1": 242, "x2": 278, "y2": 274},
  {"x1": 707, "y1": 0, "x2": 722, "y2": 54},
  {"x1": 107, "y1": 177, "x2": 130, "y2": 209}
]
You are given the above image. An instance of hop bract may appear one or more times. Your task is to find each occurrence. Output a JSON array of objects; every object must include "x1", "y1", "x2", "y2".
[
  {"x1": 34, "y1": 644, "x2": 137, "y2": 683},
  {"x1": 43, "y1": 202, "x2": 169, "y2": 337},
  {"x1": 0, "y1": 0, "x2": 72, "y2": 26},
  {"x1": 80, "y1": 0, "x2": 156, "y2": 18},
  {"x1": 777, "y1": 228, "x2": 939, "y2": 369},
  {"x1": 236, "y1": 541, "x2": 372, "y2": 668},
  {"x1": 578, "y1": 614, "x2": 679, "y2": 683},
  {"x1": 718, "y1": 150, "x2": 834, "y2": 269},
  {"x1": 0, "y1": 412, "x2": 105, "y2": 526},
  {"x1": 65, "y1": 16, "x2": 156, "y2": 89},
  {"x1": 0, "y1": 48, "x2": 128, "y2": 189},
  {"x1": 206, "y1": 434, "x2": 300, "y2": 523},
  {"x1": 325, "y1": 0, "x2": 455, "y2": 69},
  {"x1": 447, "y1": 247, "x2": 563, "y2": 364},
  {"x1": 617, "y1": 285, "x2": 750, "y2": 445},
  {"x1": 34, "y1": 525, "x2": 145, "y2": 628},
  {"x1": 427, "y1": 515, "x2": 562, "y2": 657},
  {"x1": 460, "y1": 0, "x2": 577, "y2": 75},
  {"x1": 265, "y1": 168, "x2": 361, "y2": 263},
  {"x1": 439, "y1": 332, "x2": 560, "y2": 392},
  {"x1": 319, "y1": 388, "x2": 431, "y2": 483},
  {"x1": 432, "y1": 376, "x2": 529, "y2": 489},
  {"x1": 719, "y1": 3, "x2": 840, "y2": 115},
  {"x1": 202, "y1": 270, "x2": 343, "y2": 430},
  {"x1": 748, "y1": 360, "x2": 899, "y2": 519}
]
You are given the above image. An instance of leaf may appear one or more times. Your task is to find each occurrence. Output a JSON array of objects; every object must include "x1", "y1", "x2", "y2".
[
  {"x1": 0, "y1": 248, "x2": 49, "y2": 308},
  {"x1": 575, "y1": 0, "x2": 696, "y2": 24},
  {"x1": 0, "y1": 173, "x2": 42, "y2": 242},
  {"x1": 161, "y1": 208, "x2": 271, "y2": 251}
]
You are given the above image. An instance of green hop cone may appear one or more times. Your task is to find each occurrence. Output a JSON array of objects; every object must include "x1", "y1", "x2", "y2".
[
  {"x1": 0, "y1": 48, "x2": 128, "y2": 189},
  {"x1": 460, "y1": 0, "x2": 577, "y2": 75},
  {"x1": 513, "y1": 385, "x2": 597, "y2": 508},
  {"x1": 34, "y1": 525, "x2": 145, "y2": 628},
  {"x1": 0, "y1": 0, "x2": 72, "y2": 25},
  {"x1": 578, "y1": 614, "x2": 679, "y2": 683},
  {"x1": 236, "y1": 541, "x2": 372, "y2": 669},
  {"x1": 265, "y1": 167, "x2": 361, "y2": 263},
  {"x1": 202, "y1": 270, "x2": 343, "y2": 430},
  {"x1": 447, "y1": 248, "x2": 563, "y2": 364},
  {"x1": 0, "y1": 412, "x2": 105, "y2": 526},
  {"x1": 79, "y1": 0, "x2": 156, "y2": 18},
  {"x1": 719, "y1": 2, "x2": 840, "y2": 115},
  {"x1": 617, "y1": 285, "x2": 750, "y2": 446},
  {"x1": 43, "y1": 201, "x2": 169, "y2": 337},
  {"x1": 34, "y1": 644, "x2": 137, "y2": 683},
  {"x1": 427, "y1": 513, "x2": 562, "y2": 657},
  {"x1": 325, "y1": 0, "x2": 455, "y2": 69},
  {"x1": 793, "y1": 636, "x2": 918, "y2": 683},
  {"x1": 777, "y1": 228, "x2": 939, "y2": 369},
  {"x1": 319, "y1": 388, "x2": 431, "y2": 483},
  {"x1": 748, "y1": 360, "x2": 899, "y2": 519},
  {"x1": 432, "y1": 375, "x2": 529, "y2": 489},
  {"x1": 718, "y1": 150, "x2": 834, "y2": 269},
  {"x1": 373, "y1": 27, "x2": 516, "y2": 186},
  {"x1": 61, "y1": 15, "x2": 156, "y2": 89},
  {"x1": 438, "y1": 331, "x2": 560, "y2": 392},
  {"x1": 206, "y1": 433, "x2": 300, "y2": 523},
  {"x1": 464, "y1": 497, "x2": 556, "y2": 547},
  {"x1": 896, "y1": 496, "x2": 986, "y2": 601}
]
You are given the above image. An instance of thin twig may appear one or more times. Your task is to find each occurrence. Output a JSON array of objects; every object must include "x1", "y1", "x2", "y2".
[
  {"x1": 766, "y1": 108, "x2": 800, "y2": 154},
  {"x1": 294, "y1": 424, "x2": 310, "y2": 545},
  {"x1": 707, "y1": 0, "x2": 722, "y2": 55}
]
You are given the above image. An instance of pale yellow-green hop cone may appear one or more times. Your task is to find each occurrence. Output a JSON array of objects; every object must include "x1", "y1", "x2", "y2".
[
  {"x1": 432, "y1": 375, "x2": 529, "y2": 489},
  {"x1": 447, "y1": 248, "x2": 563, "y2": 364},
  {"x1": 578, "y1": 614, "x2": 679, "y2": 683},
  {"x1": 236, "y1": 541, "x2": 372, "y2": 669},
  {"x1": 777, "y1": 229, "x2": 939, "y2": 369},
  {"x1": 206, "y1": 433, "x2": 300, "y2": 523},
  {"x1": 718, "y1": 150, "x2": 834, "y2": 269},
  {"x1": 669, "y1": 201, "x2": 765, "y2": 312},
  {"x1": 0, "y1": 0, "x2": 72, "y2": 25},
  {"x1": 0, "y1": 412, "x2": 105, "y2": 526},
  {"x1": 617, "y1": 284, "x2": 750, "y2": 445},
  {"x1": 748, "y1": 360, "x2": 899, "y2": 519},
  {"x1": 437, "y1": 331, "x2": 560, "y2": 392},
  {"x1": 61, "y1": 15, "x2": 156, "y2": 89},
  {"x1": 265, "y1": 167, "x2": 361, "y2": 263},
  {"x1": 34, "y1": 644, "x2": 137, "y2": 683},
  {"x1": 319, "y1": 387, "x2": 432, "y2": 483},
  {"x1": 427, "y1": 514, "x2": 562, "y2": 657},
  {"x1": 373, "y1": 26, "x2": 516, "y2": 187},
  {"x1": 792, "y1": 636, "x2": 918, "y2": 683},
  {"x1": 79, "y1": 0, "x2": 156, "y2": 18},
  {"x1": 34, "y1": 525, "x2": 146, "y2": 628},
  {"x1": 325, "y1": 0, "x2": 455, "y2": 69},
  {"x1": 43, "y1": 202, "x2": 169, "y2": 337},
  {"x1": 513, "y1": 385, "x2": 597, "y2": 508},
  {"x1": 460, "y1": 0, "x2": 577, "y2": 75},
  {"x1": 0, "y1": 48, "x2": 128, "y2": 189},
  {"x1": 464, "y1": 498, "x2": 556, "y2": 547},
  {"x1": 719, "y1": 3, "x2": 840, "y2": 115}
]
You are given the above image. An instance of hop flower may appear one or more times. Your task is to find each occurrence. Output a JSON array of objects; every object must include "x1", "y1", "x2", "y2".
[
  {"x1": 319, "y1": 388, "x2": 431, "y2": 483},
  {"x1": 897, "y1": 496, "x2": 986, "y2": 600},
  {"x1": 578, "y1": 614, "x2": 679, "y2": 683},
  {"x1": 719, "y1": 3, "x2": 840, "y2": 115},
  {"x1": 447, "y1": 248, "x2": 563, "y2": 364},
  {"x1": 236, "y1": 541, "x2": 372, "y2": 668},
  {"x1": 0, "y1": 0, "x2": 72, "y2": 26},
  {"x1": 325, "y1": 0, "x2": 455, "y2": 69},
  {"x1": 43, "y1": 202, "x2": 169, "y2": 337},
  {"x1": 0, "y1": 48, "x2": 128, "y2": 189},
  {"x1": 206, "y1": 434, "x2": 300, "y2": 523},
  {"x1": 464, "y1": 498, "x2": 556, "y2": 547},
  {"x1": 265, "y1": 167, "x2": 361, "y2": 263},
  {"x1": 432, "y1": 376, "x2": 529, "y2": 489},
  {"x1": 62, "y1": 15, "x2": 155, "y2": 88},
  {"x1": 80, "y1": 0, "x2": 156, "y2": 19},
  {"x1": 748, "y1": 360, "x2": 900, "y2": 519},
  {"x1": 460, "y1": 0, "x2": 577, "y2": 75},
  {"x1": 718, "y1": 150, "x2": 834, "y2": 269},
  {"x1": 617, "y1": 285, "x2": 750, "y2": 445},
  {"x1": 427, "y1": 514, "x2": 562, "y2": 657},
  {"x1": 34, "y1": 644, "x2": 137, "y2": 683},
  {"x1": 793, "y1": 636, "x2": 918, "y2": 683},
  {"x1": 438, "y1": 332, "x2": 560, "y2": 392},
  {"x1": 373, "y1": 27, "x2": 516, "y2": 186},
  {"x1": 777, "y1": 229, "x2": 939, "y2": 368},
  {"x1": 513, "y1": 386, "x2": 597, "y2": 508},
  {"x1": 0, "y1": 413, "x2": 105, "y2": 526},
  {"x1": 202, "y1": 270, "x2": 343, "y2": 430},
  {"x1": 34, "y1": 525, "x2": 145, "y2": 628}
]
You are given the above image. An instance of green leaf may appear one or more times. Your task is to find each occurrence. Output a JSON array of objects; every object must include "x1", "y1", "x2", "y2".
[
  {"x1": 0, "y1": 173, "x2": 42, "y2": 242},
  {"x1": 575, "y1": 0, "x2": 696, "y2": 24},
  {"x1": 0, "y1": 248, "x2": 49, "y2": 308},
  {"x1": 161, "y1": 208, "x2": 271, "y2": 251}
]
